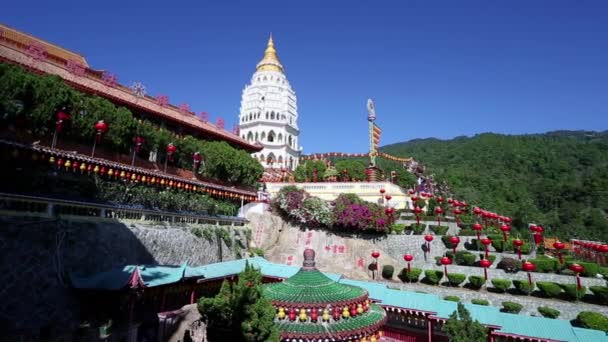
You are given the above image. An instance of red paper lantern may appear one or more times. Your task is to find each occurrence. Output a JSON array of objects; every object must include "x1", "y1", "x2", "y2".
[
  {"x1": 480, "y1": 258, "x2": 492, "y2": 280},
  {"x1": 134, "y1": 136, "x2": 145, "y2": 153},
  {"x1": 481, "y1": 238, "x2": 492, "y2": 246},
  {"x1": 500, "y1": 224, "x2": 511, "y2": 242},
  {"x1": 385, "y1": 195, "x2": 392, "y2": 201},
  {"x1": 424, "y1": 235, "x2": 434, "y2": 242},
  {"x1": 513, "y1": 238, "x2": 524, "y2": 259},
  {"x1": 371, "y1": 251, "x2": 380, "y2": 259},
  {"x1": 449, "y1": 236, "x2": 460, "y2": 254},
  {"x1": 570, "y1": 263, "x2": 584, "y2": 274},
  {"x1": 379, "y1": 189, "x2": 386, "y2": 194},
  {"x1": 94, "y1": 120, "x2": 109, "y2": 142},
  {"x1": 408, "y1": 189, "x2": 415, "y2": 195},
  {"x1": 441, "y1": 256, "x2": 452, "y2": 265},
  {"x1": 522, "y1": 261, "x2": 536, "y2": 272},
  {"x1": 473, "y1": 207, "x2": 482, "y2": 215},
  {"x1": 166, "y1": 143, "x2": 177, "y2": 162},
  {"x1": 435, "y1": 207, "x2": 444, "y2": 215},
  {"x1": 437, "y1": 196, "x2": 444, "y2": 203},
  {"x1": 56, "y1": 110, "x2": 71, "y2": 134},
  {"x1": 403, "y1": 254, "x2": 413, "y2": 262}
]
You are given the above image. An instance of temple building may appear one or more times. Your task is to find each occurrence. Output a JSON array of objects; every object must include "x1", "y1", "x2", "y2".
[
  {"x1": 239, "y1": 35, "x2": 301, "y2": 170},
  {"x1": 265, "y1": 249, "x2": 387, "y2": 341}
]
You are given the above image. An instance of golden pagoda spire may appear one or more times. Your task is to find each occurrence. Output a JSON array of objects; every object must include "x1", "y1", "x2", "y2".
[{"x1": 256, "y1": 34, "x2": 284, "y2": 73}]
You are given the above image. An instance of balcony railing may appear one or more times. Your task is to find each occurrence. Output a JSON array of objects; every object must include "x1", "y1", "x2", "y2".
[{"x1": 0, "y1": 192, "x2": 246, "y2": 226}]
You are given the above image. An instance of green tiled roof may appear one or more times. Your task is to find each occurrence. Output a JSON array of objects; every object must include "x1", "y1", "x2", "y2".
[
  {"x1": 264, "y1": 268, "x2": 367, "y2": 306},
  {"x1": 276, "y1": 303, "x2": 387, "y2": 339}
]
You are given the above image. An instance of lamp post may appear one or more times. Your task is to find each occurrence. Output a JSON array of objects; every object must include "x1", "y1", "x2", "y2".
[
  {"x1": 165, "y1": 143, "x2": 177, "y2": 173},
  {"x1": 192, "y1": 152, "x2": 203, "y2": 179},
  {"x1": 132, "y1": 136, "x2": 145, "y2": 166},
  {"x1": 480, "y1": 258, "x2": 492, "y2": 281},
  {"x1": 513, "y1": 238, "x2": 524, "y2": 260},
  {"x1": 522, "y1": 261, "x2": 536, "y2": 288},
  {"x1": 424, "y1": 234, "x2": 434, "y2": 254},
  {"x1": 403, "y1": 254, "x2": 413, "y2": 274},
  {"x1": 441, "y1": 256, "x2": 452, "y2": 278},
  {"x1": 481, "y1": 237, "x2": 492, "y2": 259},
  {"x1": 52, "y1": 110, "x2": 71, "y2": 148},
  {"x1": 553, "y1": 240, "x2": 565, "y2": 264},
  {"x1": 371, "y1": 251, "x2": 380, "y2": 279},
  {"x1": 570, "y1": 263, "x2": 584, "y2": 298},
  {"x1": 91, "y1": 120, "x2": 108, "y2": 157},
  {"x1": 435, "y1": 206, "x2": 444, "y2": 227},
  {"x1": 449, "y1": 236, "x2": 460, "y2": 255}
]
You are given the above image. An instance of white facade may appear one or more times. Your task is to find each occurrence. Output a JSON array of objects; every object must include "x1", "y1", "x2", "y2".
[{"x1": 238, "y1": 36, "x2": 300, "y2": 170}]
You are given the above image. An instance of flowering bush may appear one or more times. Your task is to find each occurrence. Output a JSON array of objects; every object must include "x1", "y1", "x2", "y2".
[{"x1": 273, "y1": 190, "x2": 391, "y2": 233}]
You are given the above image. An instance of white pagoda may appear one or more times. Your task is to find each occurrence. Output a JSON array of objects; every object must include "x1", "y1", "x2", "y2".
[{"x1": 238, "y1": 35, "x2": 300, "y2": 170}]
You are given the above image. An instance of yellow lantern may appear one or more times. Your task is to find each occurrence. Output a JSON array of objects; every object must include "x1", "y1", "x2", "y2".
[
  {"x1": 80, "y1": 163, "x2": 86, "y2": 172},
  {"x1": 169, "y1": 180, "x2": 174, "y2": 187},
  {"x1": 361, "y1": 337, "x2": 367, "y2": 342},
  {"x1": 108, "y1": 169, "x2": 114, "y2": 177},
  {"x1": 370, "y1": 336, "x2": 376, "y2": 342},
  {"x1": 357, "y1": 304, "x2": 363, "y2": 314},
  {"x1": 160, "y1": 179, "x2": 166, "y2": 186},
  {"x1": 322, "y1": 309, "x2": 330, "y2": 322},
  {"x1": 49, "y1": 156, "x2": 55, "y2": 164},
  {"x1": 378, "y1": 331, "x2": 383, "y2": 337},
  {"x1": 93, "y1": 165, "x2": 99, "y2": 174},
  {"x1": 277, "y1": 307, "x2": 285, "y2": 320},
  {"x1": 342, "y1": 307, "x2": 350, "y2": 318},
  {"x1": 64, "y1": 160, "x2": 71, "y2": 170},
  {"x1": 299, "y1": 308, "x2": 307, "y2": 321},
  {"x1": 141, "y1": 175, "x2": 146, "y2": 183},
  {"x1": 192, "y1": 186, "x2": 197, "y2": 192},
  {"x1": 131, "y1": 173, "x2": 136, "y2": 181}
]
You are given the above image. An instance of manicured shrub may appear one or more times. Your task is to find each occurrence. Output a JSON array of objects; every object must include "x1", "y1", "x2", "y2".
[
  {"x1": 486, "y1": 254, "x2": 497, "y2": 264},
  {"x1": 398, "y1": 267, "x2": 422, "y2": 283},
  {"x1": 599, "y1": 267, "x2": 608, "y2": 279},
  {"x1": 467, "y1": 275, "x2": 486, "y2": 290},
  {"x1": 590, "y1": 286, "x2": 608, "y2": 305},
  {"x1": 560, "y1": 284, "x2": 586, "y2": 301},
  {"x1": 574, "y1": 312, "x2": 608, "y2": 332},
  {"x1": 455, "y1": 251, "x2": 477, "y2": 266},
  {"x1": 501, "y1": 301, "x2": 523, "y2": 314},
  {"x1": 491, "y1": 278, "x2": 512, "y2": 293},
  {"x1": 447, "y1": 273, "x2": 467, "y2": 286},
  {"x1": 382, "y1": 265, "x2": 395, "y2": 279},
  {"x1": 444, "y1": 295, "x2": 460, "y2": 302},
  {"x1": 513, "y1": 280, "x2": 534, "y2": 295},
  {"x1": 390, "y1": 224, "x2": 405, "y2": 234},
  {"x1": 471, "y1": 299, "x2": 489, "y2": 306},
  {"x1": 535, "y1": 281, "x2": 563, "y2": 298},
  {"x1": 423, "y1": 270, "x2": 444, "y2": 285},
  {"x1": 409, "y1": 224, "x2": 425, "y2": 234},
  {"x1": 578, "y1": 262, "x2": 599, "y2": 277},
  {"x1": 459, "y1": 228, "x2": 477, "y2": 236},
  {"x1": 442, "y1": 235, "x2": 456, "y2": 249},
  {"x1": 491, "y1": 236, "x2": 512, "y2": 252},
  {"x1": 537, "y1": 306, "x2": 560, "y2": 319},
  {"x1": 497, "y1": 257, "x2": 520, "y2": 273},
  {"x1": 529, "y1": 258, "x2": 559, "y2": 273},
  {"x1": 430, "y1": 225, "x2": 449, "y2": 235}
]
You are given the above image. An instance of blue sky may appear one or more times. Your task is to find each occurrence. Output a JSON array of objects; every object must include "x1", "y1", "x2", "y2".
[{"x1": 3, "y1": 1, "x2": 607, "y2": 153}]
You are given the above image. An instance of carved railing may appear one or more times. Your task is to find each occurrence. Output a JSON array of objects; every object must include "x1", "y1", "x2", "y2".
[{"x1": 0, "y1": 192, "x2": 246, "y2": 226}]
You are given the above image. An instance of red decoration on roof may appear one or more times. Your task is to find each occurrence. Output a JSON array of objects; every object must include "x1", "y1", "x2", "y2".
[
  {"x1": 101, "y1": 71, "x2": 118, "y2": 87},
  {"x1": 179, "y1": 103, "x2": 191, "y2": 114},
  {"x1": 198, "y1": 112, "x2": 209, "y2": 122},
  {"x1": 27, "y1": 41, "x2": 47, "y2": 60},
  {"x1": 216, "y1": 118, "x2": 225, "y2": 130},
  {"x1": 67, "y1": 59, "x2": 86, "y2": 77},
  {"x1": 128, "y1": 267, "x2": 145, "y2": 289},
  {"x1": 156, "y1": 95, "x2": 169, "y2": 107}
]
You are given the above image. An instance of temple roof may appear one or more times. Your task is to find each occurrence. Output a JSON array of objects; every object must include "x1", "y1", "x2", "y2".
[{"x1": 256, "y1": 35, "x2": 284, "y2": 73}]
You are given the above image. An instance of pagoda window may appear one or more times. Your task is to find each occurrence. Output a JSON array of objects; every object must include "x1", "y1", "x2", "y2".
[
  {"x1": 278, "y1": 133, "x2": 283, "y2": 142},
  {"x1": 288, "y1": 135, "x2": 292, "y2": 146},
  {"x1": 278, "y1": 156, "x2": 283, "y2": 164},
  {"x1": 270, "y1": 112, "x2": 275, "y2": 120},
  {"x1": 263, "y1": 76, "x2": 267, "y2": 81},
  {"x1": 255, "y1": 132, "x2": 259, "y2": 141},
  {"x1": 265, "y1": 112, "x2": 269, "y2": 119},
  {"x1": 261, "y1": 132, "x2": 266, "y2": 141},
  {"x1": 260, "y1": 154, "x2": 265, "y2": 161},
  {"x1": 268, "y1": 131, "x2": 276, "y2": 142},
  {"x1": 247, "y1": 132, "x2": 253, "y2": 141},
  {"x1": 267, "y1": 153, "x2": 276, "y2": 164}
]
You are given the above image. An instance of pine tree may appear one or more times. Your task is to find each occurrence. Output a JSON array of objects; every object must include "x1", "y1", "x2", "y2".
[
  {"x1": 198, "y1": 262, "x2": 279, "y2": 341},
  {"x1": 442, "y1": 302, "x2": 487, "y2": 342}
]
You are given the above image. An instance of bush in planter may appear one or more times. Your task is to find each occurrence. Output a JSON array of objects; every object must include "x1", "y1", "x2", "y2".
[
  {"x1": 409, "y1": 224, "x2": 425, "y2": 234},
  {"x1": 574, "y1": 312, "x2": 608, "y2": 332},
  {"x1": 590, "y1": 286, "x2": 608, "y2": 305},
  {"x1": 459, "y1": 228, "x2": 477, "y2": 237},
  {"x1": 390, "y1": 224, "x2": 405, "y2": 234},
  {"x1": 491, "y1": 279, "x2": 512, "y2": 293},
  {"x1": 570, "y1": 261, "x2": 599, "y2": 277},
  {"x1": 398, "y1": 267, "x2": 422, "y2": 282},
  {"x1": 444, "y1": 295, "x2": 460, "y2": 302},
  {"x1": 497, "y1": 257, "x2": 520, "y2": 273},
  {"x1": 464, "y1": 238, "x2": 482, "y2": 250},
  {"x1": 528, "y1": 258, "x2": 559, "y2": 273},
  {"x1": 467, "y1": 275, "x2": 486, "y2": 290},
  {"x1": 442, "y1": 235, "x2": 456, "y2": 249},
  {"x1": 423, "y1": 270, "x2": 444, "y2": 285},
  {"x1": 382, "y1": 265, "x2": 395, "y2": 279},
  {"x1": 471, "y1": 299, "x2": 489, "y2": 306},
  {"x1": 501, "y1": 301, "x2": 523, "y2": 314},
  {"x1": 447, "y1": 273, "x2": 467, "y2": 286},
  {"x1": 455, "y1": 251, "x2": 477, "y2": 266},
  {"x1": 535, "y1": 281, "x2": 563, "y2": 298},
  {"x1": 429, "y1": 225, "x2": 449, "y2": 235},
  {"x1": 537, "y1": 306, "x2": 560, "y2": 319},
  {"x1": 513, "y1": 280, "x2": 534, "y2": 295},
  {"x1": 560, "y1": 284, "x2": 586, "y2": 301}
]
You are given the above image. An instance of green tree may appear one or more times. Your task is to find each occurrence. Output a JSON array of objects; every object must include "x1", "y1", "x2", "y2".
[
  {"x1": 442, "y1": 302, "x2": 487, "y2": 342},
  {"x1": 198, "y1": 262, "x2": 279, "y2": 341},
  {"x1": 334, "y1": 159, "x2": 367, "y2": 181},
  {"x1": 293, "y1": 160, "x2": 327, "y2": 182}
]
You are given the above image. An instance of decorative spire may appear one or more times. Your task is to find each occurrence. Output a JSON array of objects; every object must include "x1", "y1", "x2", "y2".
[
  {"x1": 256, "y1": 34, "x2": 284, "y2": 73},
  {"x1": 302, "y1": 248, "x2": 316, "y2": 270}
]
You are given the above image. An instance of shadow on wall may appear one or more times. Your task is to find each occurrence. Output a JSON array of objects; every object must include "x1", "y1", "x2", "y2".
[{"x1": 0, "y1": 215, "x2": 158, "y2": 339}]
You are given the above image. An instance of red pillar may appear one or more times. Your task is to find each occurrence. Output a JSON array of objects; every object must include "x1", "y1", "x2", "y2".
[{"x1": 427, "y1": 317, "x2": 433, "y2": 342}]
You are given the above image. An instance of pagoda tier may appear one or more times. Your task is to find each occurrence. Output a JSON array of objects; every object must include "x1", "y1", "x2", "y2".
[{"x1": 264, "y1": 249, "x2": 387, "y2": 342}]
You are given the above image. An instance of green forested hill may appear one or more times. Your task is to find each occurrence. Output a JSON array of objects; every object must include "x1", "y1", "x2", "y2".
[{"x1": 382, "y1": 131, "x2": 608, "y2": 241}]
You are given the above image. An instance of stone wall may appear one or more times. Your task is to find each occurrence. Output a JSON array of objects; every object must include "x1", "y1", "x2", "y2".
[{"x1": 0, "y1": 215, "x2": 248, "y2": 337}]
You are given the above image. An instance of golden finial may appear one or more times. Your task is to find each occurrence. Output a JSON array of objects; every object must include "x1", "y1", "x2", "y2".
[{"x1": 256, "y1": 33, "x2": 284, "y2": 73}]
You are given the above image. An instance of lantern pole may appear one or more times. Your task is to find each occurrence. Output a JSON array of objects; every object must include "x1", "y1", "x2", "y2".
[
  {"x1": 51, "y1": 127, "x2": 58, "y2": 149},
  {"x1": 91, "y1": 136, "x2": 98, "y2": 157},
  {"x1": 131, "y1": 147, "x2": 137, "y2": 166}
]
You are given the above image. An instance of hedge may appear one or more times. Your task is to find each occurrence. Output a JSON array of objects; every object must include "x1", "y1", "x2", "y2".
[
  {"x1": 447, "y1": 273, "x2": 467, "y2": 287},
  {"x1": 513, "y1": 280, "x2": 534, "y2": 295},
  {"x1": 590, "y1": 286, "x2": 608, "y2": 305},
  {"x1": 491, "y1": 278, "x2": 512, "y2": 293},
  {"x1": 444, "y1": 295, "x2": 461, "y2": 302},
  {"x1": 423, "y1": 270, "x2": 444, "y2": 285},
  {"x1": 501, "y1": 301, "x2": 523, "y2": 314},
  {"x1": 467, "y1": 275, "x2": 486, "y2": 290},
  {"x1": 455, "y1": 251, "x2": 477, "y2": 266},
  {"x1": 471, "y1": 299, "x2": 489, "y2": 306},
  {"x1": 535, "y1": 281, "x2": 563, "y2": 298},
  {"x1": 408, "y1": 224, "x2": 426, "y2": 234},
  {"x1": 390, "y1": 224, "x2": 405, "y2": 234},
  {"x1": 382, "y1": 265, "x2": 395, "y2": 279},
  {"x1": 574, "y1": 312, "x2": 608, "y2": 332},
  {"x1": 537, "y1": 306, "x2": 560, "y2": 319},
  {"x1": 398, "y1": 267, "x2": 422, "y2": 283},
  {"x1": 560, "y1": 284, "x2": 586, "y2": 301},
  {"x1": 429, "y1": 225, "x2": 449, "y2": 235},
  {"x1": 459, "y1": 228, "x2": 477, "y2": 236},
  {"x1": 565, "y1": 261, "x2": 599, "y2": 277},
  {"x1": 529, "y1": 257, "x2": 559, "y2": 273}
]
